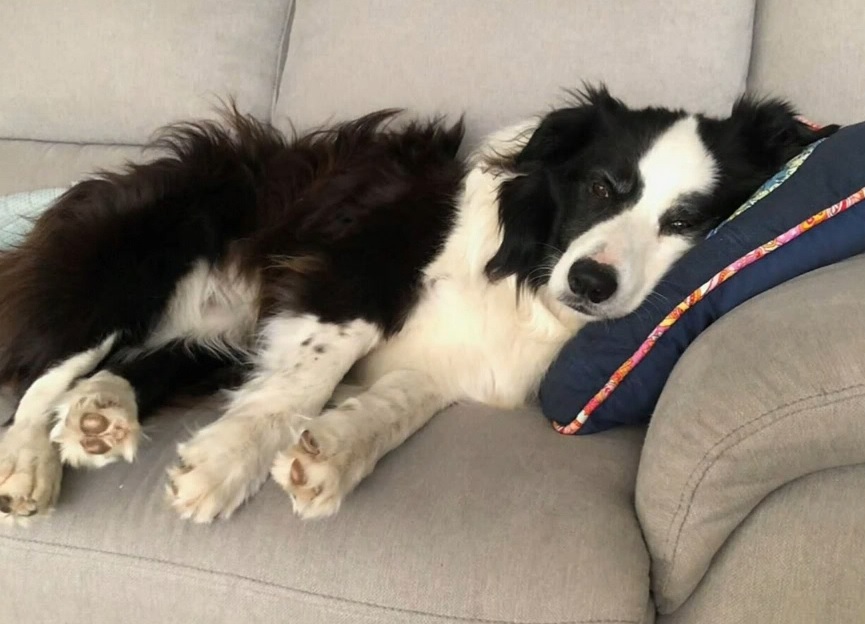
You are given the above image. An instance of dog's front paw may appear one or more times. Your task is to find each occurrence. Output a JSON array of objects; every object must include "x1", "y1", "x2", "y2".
[
  {"x1": 166, "y1": 418, "x2": 274, "y2": 523},
  {"x1": 0, "y1": 425, "x2": 62, "y2": 523},
  {"x1": 51, "y1": 371, "x2": 140, "y2": 468},
  {"x1": 272, "y1": 419, "x2": 373, "y2": 520}
]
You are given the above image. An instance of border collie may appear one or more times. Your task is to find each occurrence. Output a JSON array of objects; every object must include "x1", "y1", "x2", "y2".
[{"x1": 0, "y1": 88, "x2": 834, "y2": 522}]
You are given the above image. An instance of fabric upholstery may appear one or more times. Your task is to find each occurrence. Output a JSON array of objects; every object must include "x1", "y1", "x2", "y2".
[
  {"x1": 0, "y1": 402, "x2": 651, "y2": 624},
  {"x1": 636, "y1": 255, "x2": 865, "y2": 613},
  {"x1": 0, "y1": 140, "x2": 146, "y2": 195},
  {"x1": 657, "y1": 465, "x2": 865, "y2": 624},
  {"x1": 748, "y1": 0, "x2": 865, "y2": 125},
  {"x1": 273, "y1": 0, "x2": 755, "y2": 148},
  {"x1": 0, "y1": 0, "x2": 294, "y2": 144}
]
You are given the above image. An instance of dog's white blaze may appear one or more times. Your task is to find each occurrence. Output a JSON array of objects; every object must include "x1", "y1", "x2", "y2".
[
  {"x1": 637, "y1": 115, "x2": 718, "y2": 217},
  {"x1": 549, "y1": 116, "x2": 718, "y2": 317}
]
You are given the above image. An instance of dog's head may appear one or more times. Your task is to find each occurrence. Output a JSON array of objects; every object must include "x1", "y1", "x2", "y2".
[{"x1": 485, "y1": 86, "x2": 837, "y2": 319}]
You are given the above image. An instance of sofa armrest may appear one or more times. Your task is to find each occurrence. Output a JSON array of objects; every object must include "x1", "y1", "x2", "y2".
[{"x1": 635, "y1": 255, "x2": 865, "y2": 614}]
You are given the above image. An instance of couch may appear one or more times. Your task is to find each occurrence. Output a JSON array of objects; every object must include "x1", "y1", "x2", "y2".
[{"x1": 1, "y1": 1, "x2": 864, "y2": 622}]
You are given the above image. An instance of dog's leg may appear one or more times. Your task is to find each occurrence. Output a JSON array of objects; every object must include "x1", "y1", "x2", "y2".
[
  {"x1": 272, "y1": 369, "x2": 448, "y2": 519},
  {"x1": 0, "y1": 336, "x2": 114, "y2": 522},
  {"x1": 51, "y1": 341, "x2": 241, "y2": 469},
  {"x1": 166, "y1": 315, "x2": 380, "y2": 523}
]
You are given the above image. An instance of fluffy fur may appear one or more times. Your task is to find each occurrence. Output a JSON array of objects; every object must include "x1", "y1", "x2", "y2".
[{"x1": 0, "y1": 88, "x2": 835, "y2": 522}]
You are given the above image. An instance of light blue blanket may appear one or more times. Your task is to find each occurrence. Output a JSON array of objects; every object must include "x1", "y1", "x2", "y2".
[{"x1": 0, "y1": 187, "x2": 67, "y2": 249}]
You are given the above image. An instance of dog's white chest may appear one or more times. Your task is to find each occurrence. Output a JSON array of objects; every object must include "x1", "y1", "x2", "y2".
[{"x1": 357, "y1": 274, "x2": 578, "y2": 407}]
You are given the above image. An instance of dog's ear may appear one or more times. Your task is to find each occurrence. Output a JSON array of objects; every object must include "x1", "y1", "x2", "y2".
[
  {"x1": 484, "y1": 171, "x2": 557, "y2": 289},
  {"x1": 727, "y1": 96, "x2": 840, "y2": 168},
  {"x1": 515, "y1": 108, "x2": 596, "y2": 170},
  {"x1": 516, "y1": 85, "x2": 620, "y2": 170}
]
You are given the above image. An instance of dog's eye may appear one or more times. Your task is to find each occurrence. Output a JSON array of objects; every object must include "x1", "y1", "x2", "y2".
[
  {"x1": 666, "y1": 220, "x2": 692, "y2": 233},
  {"x1": 590, "y1": 182, "x2": 610, "y2": 199}
]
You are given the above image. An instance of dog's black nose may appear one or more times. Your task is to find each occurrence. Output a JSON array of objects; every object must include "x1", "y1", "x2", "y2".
[{"x1": 567, "y1": 259, "x2": 618, "y2": 304}]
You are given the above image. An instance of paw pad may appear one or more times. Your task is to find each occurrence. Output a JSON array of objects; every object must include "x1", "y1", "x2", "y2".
[
  {"x1": 299, "y1": 430, "x2": 320, "y2": 456},
  {"x1": 80, "y1": 412, "x2": 110, "y2": 435}
]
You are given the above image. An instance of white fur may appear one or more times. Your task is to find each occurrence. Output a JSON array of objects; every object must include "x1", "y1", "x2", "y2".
[
  {"x1": 0, "y1": 336, "x2": 115, "y2": 522},
  {"x1": 145, "y1": 259, "x2": 259, "y2": 359},
  {"x1": 167, "y1": 315, "x2": 380, "y2": 523},
  {"x1": 549, "y1": 116, "x2": 718, "y2": 317}
]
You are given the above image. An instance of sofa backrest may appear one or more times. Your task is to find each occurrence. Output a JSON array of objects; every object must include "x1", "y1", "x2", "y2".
[
  {"x1": 272, "y1": 0, "x2": 755, "y2": 147},
  {"x1": 0, "y1": 0, "x2": 862, "y2": 149},
  {"x1": 0, "y1": 0, "x2": 755, "y2": 149},
  {"x1": 0, "y1": 0, "x2": 293, "y2": 144}
]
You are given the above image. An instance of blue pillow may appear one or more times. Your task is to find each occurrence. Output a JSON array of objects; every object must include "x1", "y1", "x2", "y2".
[{"x1": 540, "y1": 121, "x2": 865, "y2": 435}]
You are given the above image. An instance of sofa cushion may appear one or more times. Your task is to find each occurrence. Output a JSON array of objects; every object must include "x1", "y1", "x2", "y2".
[
  {"x1": 636, "y1": 254, "x2": 865, "y2": 613},
  {"x1": 0, "y1": 0, "x2": 293, "y2": 144},
  {"x1": 657, "y1": 465, "x2": 865, "y2": 624},
  {"x1": 274, "y1": 0, "x2": 755, "y2": 148},
  {"x1": 0, "y1": 402, "x2": 651, "y2": 624},
  {"x1": 748, "y1": 0, "x2": 865, "y2": 125}
]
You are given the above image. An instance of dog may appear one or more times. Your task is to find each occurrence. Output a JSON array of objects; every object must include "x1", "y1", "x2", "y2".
[{"x1": 0, "y1": 87, "x2": 835, "y2": 522}]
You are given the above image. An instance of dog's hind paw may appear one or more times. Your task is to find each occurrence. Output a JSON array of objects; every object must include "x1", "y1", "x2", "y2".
[
  {"x1": 0, "y1": 424, "x2": 62, "y2": 523},
  {"x1": 51, "y1": 371, "x2": 140, "y2": 468}
]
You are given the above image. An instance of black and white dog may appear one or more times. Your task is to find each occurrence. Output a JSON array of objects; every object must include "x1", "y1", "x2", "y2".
[{"x1": 0, "y1": 88, "x2": 833, "y2": 522}]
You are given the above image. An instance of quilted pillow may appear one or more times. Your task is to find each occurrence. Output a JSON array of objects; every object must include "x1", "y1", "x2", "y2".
[{"x1": 540, "y1": 121, "x2": 865, "y2": 435}]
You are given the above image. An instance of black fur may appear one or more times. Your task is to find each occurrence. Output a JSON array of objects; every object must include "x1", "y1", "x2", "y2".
[
  {"x1": 104, "y1": 342, "x2": 248, "y2": 417},
  {"x1": 485, "y1": 86, "x2": 838, "y2": 290}
]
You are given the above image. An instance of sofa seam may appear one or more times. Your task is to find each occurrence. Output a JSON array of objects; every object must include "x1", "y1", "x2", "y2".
[
  {"x1": 269, "y1": 0, "x2": 297, "y2": 121},
  {"x1": 742, "y1": 0, "x2": 759, "y2": 93},
  {"x1": 658, "y1": 382, "x2": 865, "y2": 597},
  {"x1": 0, "y1": 137, "x2": 144, "y2": 148},
  {"x1": 0, "y1": 534, "x2": 637, "y2": 624}
]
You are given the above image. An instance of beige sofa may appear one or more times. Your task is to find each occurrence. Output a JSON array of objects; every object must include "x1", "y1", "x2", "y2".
[{"x1": 2, "y1": 1, "x2": 865, "y2": 623}]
